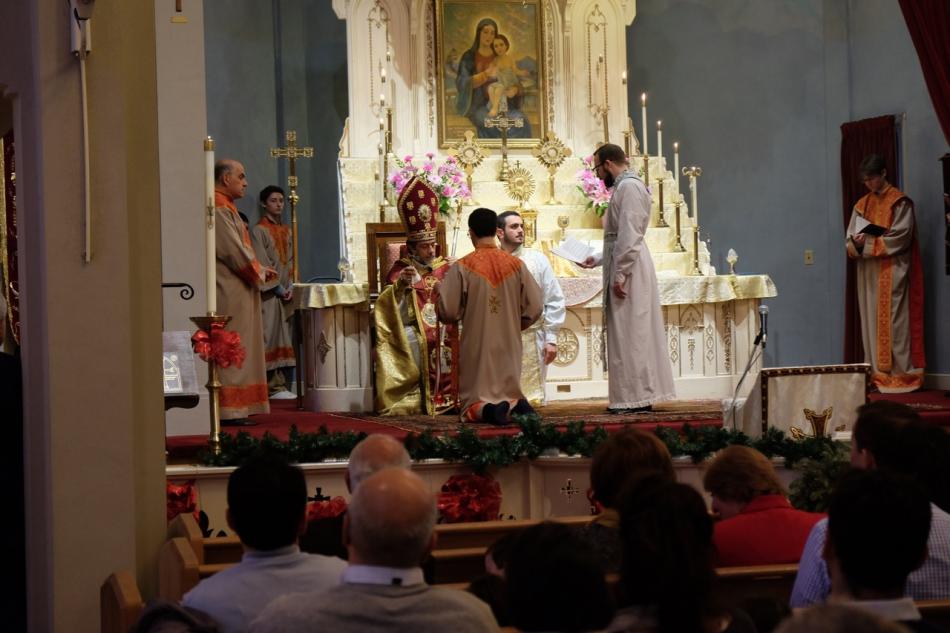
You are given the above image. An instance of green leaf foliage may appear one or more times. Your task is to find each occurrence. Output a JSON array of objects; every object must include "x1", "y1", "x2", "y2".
[{"x1": 199, "y1": 415, "x2": 847, "y2": 485}]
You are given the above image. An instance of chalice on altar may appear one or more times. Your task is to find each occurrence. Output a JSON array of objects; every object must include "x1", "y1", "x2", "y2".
[
  {"x1": 727, "y1": 248, "x2": 738, "y2": 275},
  {"x1": 557, "y1": 215, "x2": 570, "y2": 241}
]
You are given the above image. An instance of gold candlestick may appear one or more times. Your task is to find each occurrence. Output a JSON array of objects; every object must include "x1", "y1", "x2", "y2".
[
  {"x1": 190, "y1": 314, "x2": 232, "y2": 455},
  {"x1": 691, "y1": 227, "x2": 703, "y2": 276},
  {"x1": 673, "y1": 200, "x2": 686, "y2": 252},
  {"x1": 642, "y1": 153, "x2": 650, "y2": 187},
  {"x1": 656, "y1": 178, "x2": 668, "y2": 227}
]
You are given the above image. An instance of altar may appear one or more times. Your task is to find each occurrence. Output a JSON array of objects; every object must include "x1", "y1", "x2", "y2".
[{"x1": 288, "y1": 0, "x2": 778, "y2": 412}]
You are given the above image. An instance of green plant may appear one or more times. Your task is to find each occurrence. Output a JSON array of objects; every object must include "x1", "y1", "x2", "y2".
[{"x1": 788, "y1": 441, "x2": 851, "y2": 512}]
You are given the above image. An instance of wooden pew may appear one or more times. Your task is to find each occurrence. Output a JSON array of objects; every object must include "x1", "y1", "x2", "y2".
[
  {"x1": 167, "y1": 513, "x2": 243, "y2": 565},
  {"x1": 100, "y1": 570, "x2": 143, "y2": 633},
  {"x1": 714, "y1": 563, "x2": 799, "y2": 605},
  {"x1": 425, "y1": 515, "x2": 593, "y2": 584},
  {"x1": 918, "y1": 599, "x2": 950, "y2": 629},
  {"x1": 158, "y1": 536, "x2": 230, "y2": 602},
  {"x1": 434, "y1": 515, "x2": 593, "y2": 550}
]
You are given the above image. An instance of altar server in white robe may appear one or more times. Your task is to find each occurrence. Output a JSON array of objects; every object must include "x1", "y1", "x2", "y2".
[
  {"x1": 581, "y1": 143, "x2": 675, "y2": 413},
  {"x1": 496, "y1": 211, "x2": 565, "y2": 407}
]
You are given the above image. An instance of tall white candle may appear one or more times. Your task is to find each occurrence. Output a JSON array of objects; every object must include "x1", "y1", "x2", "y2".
[
  {"x1": 204, "y1": 136, "x2": 216, "y2": 314},
  {"x1": 640, "y1": 93, "x2": 648, "y2": 155},
  {"x1": 656, "y1": 120, "x2": 663, "y2": 165},
  {"x1": 673, "y1": 142, "x2": 680, "y2": 188}
]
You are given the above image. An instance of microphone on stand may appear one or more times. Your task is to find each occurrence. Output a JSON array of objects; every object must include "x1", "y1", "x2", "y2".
[{"x1": 754, "y1": 304, "x2": 769, "y2": 348}]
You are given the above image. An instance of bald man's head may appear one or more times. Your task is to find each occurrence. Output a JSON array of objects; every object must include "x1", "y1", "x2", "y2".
[
  {"x1": 346, "y1": 434, "x2": 411, "y2": 492},
  {"x1": 346, "y1": 468, "x2": 436, "y2": 568},
  {"x1": 215, "y1": 159, "x2": 247, "y2": 200}
]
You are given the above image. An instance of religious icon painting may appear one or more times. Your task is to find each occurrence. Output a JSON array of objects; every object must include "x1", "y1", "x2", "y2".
[{"x1": 436, "y1": 0, "x2": 550, "y2": 148}]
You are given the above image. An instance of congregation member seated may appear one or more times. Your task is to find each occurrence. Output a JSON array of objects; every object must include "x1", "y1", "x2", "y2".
[
  {"x1": 576, "y1": 428, "x2": 675, "y2": 573},
  {"x1": 703, "y1": 445, "x2": 823, "y2": 566},
  {"x1": 300, "y1": 433, "x2": 411, "y2": 557},
  {"x1": 504, "y1": 522, "x2": 615, "y2": 633},
  {"x1": 182, "y1": 453, "x2": 347, "y2": 633},
  {"x1": 604, "y1": 477, "x2": 755, "y2": 633},
  {"x1": 250, "y1": 468, "x2": 499, "y2": 633},
  {"x1": 775, "y1": 604, "x2": 912, "y2": 633},
  {"x1": 791, "y1": 402, "x2": 950, "y2": 607},
  {"x1": 823, "y1": 469, "x2": 946, "y2": 632}
]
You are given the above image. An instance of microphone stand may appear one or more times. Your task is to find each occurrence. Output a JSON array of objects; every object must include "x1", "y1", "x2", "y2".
[{"x1": 728, "y1": 324, "x2": 766, "y2": 432}]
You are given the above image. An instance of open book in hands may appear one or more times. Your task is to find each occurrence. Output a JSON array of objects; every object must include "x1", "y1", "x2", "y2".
[
  {"x1": 551, "y1": 237, "x2": 597, "y2": 265},
  {"x1": 852, "y1": 215, "x2": 886, "y2": 237}
]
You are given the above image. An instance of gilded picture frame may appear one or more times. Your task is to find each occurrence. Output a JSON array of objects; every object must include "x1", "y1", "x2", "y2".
[{"x1": 435, "y1": 0, "x2": 549, "y2": 148}]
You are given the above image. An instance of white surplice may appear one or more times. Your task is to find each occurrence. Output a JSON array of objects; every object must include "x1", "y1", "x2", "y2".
[{"x1": 513, "y1": 246, "x2": 565, "y2": 405}]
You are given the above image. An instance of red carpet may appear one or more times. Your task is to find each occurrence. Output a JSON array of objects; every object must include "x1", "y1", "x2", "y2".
[
  {"x1": 870, "y1": 389, "x2": 950, "y2": 426},
  {"x1": 166, "y1": 399, "x2": 723, "y2": 462}
]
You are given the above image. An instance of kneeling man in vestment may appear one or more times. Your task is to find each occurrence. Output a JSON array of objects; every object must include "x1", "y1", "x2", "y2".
[
  {"x1": 438, "y1": 208, "x2": 543, "y2": 425},
  {"x1": 374, "y1": 176, "x2": 459, "y2": 415}
]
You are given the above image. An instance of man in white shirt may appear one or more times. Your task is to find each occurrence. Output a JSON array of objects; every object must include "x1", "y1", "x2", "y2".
[
  {"x1": 182, "y1": 454, "x2": 346, "y2": 633},
  {"x1": 251, "y1": 468, "x2": 499, "y2": 633},
  {"x1": 496, "y1": 211, "x2": 565, "y2": 408}
]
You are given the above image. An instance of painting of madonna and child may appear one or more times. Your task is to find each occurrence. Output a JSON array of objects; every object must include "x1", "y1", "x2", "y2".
[{"x1": 437, "y1": 0, "x2": 549, "y2": 147}]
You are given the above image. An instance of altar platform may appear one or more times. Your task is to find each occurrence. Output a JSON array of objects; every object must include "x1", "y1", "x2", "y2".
[{"x1": 166, "y1": 397, "x2": 725, "y2": 463}]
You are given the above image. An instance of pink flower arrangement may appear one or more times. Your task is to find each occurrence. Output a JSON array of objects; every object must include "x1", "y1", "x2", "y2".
[
  {"x1": 575, "y1": 155, "x2": 611, "y2": 217},
  {"x1": 390, "y1": 153, "x2": 470, "y2": 216}
]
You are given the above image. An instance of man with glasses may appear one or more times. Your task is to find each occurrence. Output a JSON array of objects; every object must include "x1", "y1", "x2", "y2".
[{"x1": 581, "y1": 144, "x2": 675, "y2": 414}]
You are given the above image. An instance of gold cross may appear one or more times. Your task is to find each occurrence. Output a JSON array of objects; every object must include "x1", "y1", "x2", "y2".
[
  {"x1": 270, "y1": 130, "x2": 314, "y2": 282},
  {"x1": 560, "y1": 478, "x2": 582, "y2": 504},
  {"x1": 484, "y1": 111, "x2": 524, "y2": 181}
]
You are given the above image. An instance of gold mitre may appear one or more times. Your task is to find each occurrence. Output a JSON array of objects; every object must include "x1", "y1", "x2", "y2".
[{"x1": 397, "y1": 175, "x2": 439, "y2": 242}]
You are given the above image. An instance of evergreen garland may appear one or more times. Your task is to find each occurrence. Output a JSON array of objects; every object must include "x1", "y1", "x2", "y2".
[{"x1": 200, "y1": 413, "x2": 844, "y2": 474}]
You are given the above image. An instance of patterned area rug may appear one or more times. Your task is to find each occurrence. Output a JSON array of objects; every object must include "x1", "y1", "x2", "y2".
[{"x1": 351, "y1": 399, "x2": 723, "y2": 434}]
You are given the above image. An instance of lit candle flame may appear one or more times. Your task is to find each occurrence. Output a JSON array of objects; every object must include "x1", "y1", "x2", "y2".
[
  {"x1": 641, "y1": 93, "x2": 647, "y2": 105},
  {"x1": 657, "y1": 120, "x2": 662, "y2": 130},
  {"x1": 621, "y1": 70, "x2": 627, "y2": 84}
]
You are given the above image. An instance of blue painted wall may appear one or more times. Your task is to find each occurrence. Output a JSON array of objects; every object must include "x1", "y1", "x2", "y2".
[
  {"x1": 204, "y1": 0, "x2": 347, "y2": 281},
  {"x1": 627, "y1": 0, "x2": 947, "y2": 372},
  {"x1": 844, "y1": 0, "x2": 948, "y2": 372},
  {"x1": 204, "y1": 0, "x2": 948, "y2": 373}
]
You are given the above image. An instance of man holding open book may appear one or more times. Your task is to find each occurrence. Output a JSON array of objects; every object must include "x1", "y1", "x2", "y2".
[
  {"x1": 846, "y1": 154, "x2": 925, "y2": 393},
  {"x1": 579, "y1": 143, "x2": 675, "y2": 414}
]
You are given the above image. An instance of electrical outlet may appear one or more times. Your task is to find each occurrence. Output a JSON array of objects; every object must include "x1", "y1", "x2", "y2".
[{"x1": 804, "y1": 250, "x2": 814, "y2": 265}]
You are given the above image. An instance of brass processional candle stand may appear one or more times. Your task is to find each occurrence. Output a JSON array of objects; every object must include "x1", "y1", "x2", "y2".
[
  {"x1": 682, "y1": 165, "x2": 704, "y2": 275},
  {"x1": 193, "y1": 135, "x2": 231, "y2": 454},
  {"x1": 190, "y1": 313, "x2": 231, "y2": 456}
]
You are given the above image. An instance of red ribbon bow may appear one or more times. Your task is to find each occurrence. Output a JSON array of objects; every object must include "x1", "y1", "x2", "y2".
[
  {"x1": 306, "y1": 496, "x2": 348, "y2": 522},
  {"x1": 437, "y1": 473, "x2": 502, "y2": 523},
  {"x1": 191, "y1": 322, "x2": 246, "y2": 368}
]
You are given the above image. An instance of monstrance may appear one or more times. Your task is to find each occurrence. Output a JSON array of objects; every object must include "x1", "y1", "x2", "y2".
[
  {"x1": 532, "y1": 131, "x2": 572, "y2": 205},
  {"x1": 505, "y1": 161, "x2": 538, "y2": 247},
  {"x1": 448, "y1": 130, "x2": 487, "y2": 205}
]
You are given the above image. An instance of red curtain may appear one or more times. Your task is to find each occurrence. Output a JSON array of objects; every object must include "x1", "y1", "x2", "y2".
[
  {"x1": 898, "y1": 0, "x2": 950, "y2": 144},
  {"x1": 840, "y1": 116, "x2": 898, "y2": 364}
]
